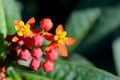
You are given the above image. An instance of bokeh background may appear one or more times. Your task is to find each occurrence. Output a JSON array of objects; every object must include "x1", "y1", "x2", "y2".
[{"x1": 17, "y1": 0, "x2": 120, "y2": 75}]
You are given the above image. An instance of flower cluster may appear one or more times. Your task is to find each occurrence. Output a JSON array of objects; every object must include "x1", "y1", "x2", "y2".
[
  {"x1": 7, "y1": 17, "x2": 75, "y2": 72},
  {"x1": 0, "y1": 66, "x2": 8, "y2": 80}
]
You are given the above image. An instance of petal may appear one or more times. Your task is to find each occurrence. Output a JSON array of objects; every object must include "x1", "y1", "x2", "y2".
[
  {"x1": 14, "y1": 20, "x2": 19, "y2": 26},
  {"x1": 24, "y1": 37, "x2": 34, "y2": 49},
  {"x1": 55, "y1": 24, "x2": 64, "y2": 34},
  {"x1": 18, "y1": 31, "x2": 23, "y2": 36},
  {"x1": 12, "y1": 35, "x2": 21, "y2": 42},
  {"x1": 26, "y1": 17, "x2": 35, "y2": 28},
  {"x1": 24, "y1": 29, "x2": 41, "y2": 37},
  {"x1": 19, "y1": 21, "x2": 24, "y2": 26},
  {"x1": 46, "y1": 42, "x2": 58, "y2": 51},
  {"x1": 64, "y1": 38, "x2": 76, "y2": 46},
  {"x1": 43, "y1": 32, "x2": 54, "y2": 40},
  {"x1": 58, "y1": 43, "x2": 68, "y2": 57},
  {"x1": 15, "y1": 26, "x2": 19, "y2": 30}
]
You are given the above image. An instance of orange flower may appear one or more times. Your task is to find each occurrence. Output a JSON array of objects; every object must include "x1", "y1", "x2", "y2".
[
  {"x1": 12, "y1": 17, "x2": 41, "y2": 48},
  {"x1": 44, "y1": 24, "x2": 75, "y2": 57}
]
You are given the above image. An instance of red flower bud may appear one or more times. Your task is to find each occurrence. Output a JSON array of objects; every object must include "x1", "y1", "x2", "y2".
[
  {"x1": 31, "y1": 48, "x2": 43, "y2": 59},
  {"x1": 42, "y1": 60, "x2": 54, "y2": 72},
  {"x1": 40, "y1": 18, "x2": 53, "y2": 31},
  {"x1": 30, "y1": 59, "x2": 40, "y2": 71},
  {"x1": 20, "y1": 49, "x2": 31, "y2": 61},
  {"x1": 46, "y1": 49, "x2": 58, "y2": 60},
  {"x1": 17, "y1": 40, "x2": 24, "y2": 46},
  {"x1": 16, "y1": 48, "x2": 22, "y2": 56},
  {"x1": 33, "y1": 35, "x2": 44, "y2": 46}
]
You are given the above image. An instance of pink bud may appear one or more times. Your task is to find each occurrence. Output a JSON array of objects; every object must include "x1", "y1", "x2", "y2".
[
  {"x1": 1, "y1": 67, "x2": 6, "y2": 73},
  {"x1": 42, "y1": 60, "x2": 54, "y2": 72},
  {"x1": 16, "y1": 48, "x2": 22, "y2": 56},
  {"x1": 46, "y1": 49, "x2": 58, "y2": 60},
  {"x1": 20, "y1": 49, "x2": 31, "y2": 61},
  {"x1": 1, "y1": 78, "x2": 7, "y2": 80},
  {"x1": 30, "y1": 59, "x2": 40, "y2": 71},
  {"x1": 31, "y1": 48, "x2": 43, "y2": 59},
  {"x1": 40, "y1": 18, "x2": 53, "y2": 31},
  {"x1": 33, "y1": 35, "x2": 44, "y2": 46},
  {"x1": 0, "y1": 72, "x2": 5, "y2": 78},
  {"x1": 17, "y1": 40, "x2": 24, "y2": 46}
]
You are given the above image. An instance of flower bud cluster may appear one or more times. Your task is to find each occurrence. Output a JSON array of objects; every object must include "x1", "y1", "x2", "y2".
[
  {"x1": 7, "y1": 18, "x2": 57, "y2": 72},
  {"x1": 6, "y1": 17, "x2": 75, "y2": 73}
]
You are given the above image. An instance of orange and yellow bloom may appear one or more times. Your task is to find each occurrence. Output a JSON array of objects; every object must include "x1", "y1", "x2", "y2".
[
  {"x1": 12, "y1": 17, "x2": 41, "y2": 48},
  {"x1": 44, "y1": 24, "x2": 75, "y2": 57},
  {"x1": 14, "y1": 21, "x2": 30, "y2": 36}
]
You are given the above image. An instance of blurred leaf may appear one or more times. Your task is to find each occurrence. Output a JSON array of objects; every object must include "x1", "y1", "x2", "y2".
[
  {"x1": 66, "y1": 53, "x2": 94, "y2": 66},
  {"x1": 112, "y1": 37, "x2": 120, "y2": 75},
  {"x1": 0, "y1": 39, "x2": 8, "y2": 60},
  {"x1": 65, "y1": 8, "x2": 101, "y2": 54},
  {"x1": 33, "y1": 60, "x2": 120, "y2": 80},
  {"x1": 0, "y1": 0, "x2": 7, "y2": 38},
  {"x1": 2, "y1": 0, "x2": 21, "y2": 35},
  {"x1": 78, "y1": 5, "x2": 120, "y2": 53},
  {"x1": 21, "y1": 73, "x2": 53, "y2": 80},
  {"x1": 7, "y1": 69, "x2": 21, "y2": 80},
  {"x1": 75, "y1": 0, "x2": 111, "y2": 8}
]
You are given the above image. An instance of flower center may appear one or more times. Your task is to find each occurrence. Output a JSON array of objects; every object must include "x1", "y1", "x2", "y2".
[
  {"x1": 15, "y1": 21, "x2": 30, "y2": 36},
  {"x1": 54, "y1": 30, "x2": 68, "y2": 44}
]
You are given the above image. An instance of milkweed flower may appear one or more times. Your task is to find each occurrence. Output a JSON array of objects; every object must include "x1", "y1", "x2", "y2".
[
  {"x1": 12, "y1": 17, "x2": 41, "y2": 48},
  {"x1": 14, "y1": 17, "x2": 35, "y2": 36},
  {"x1": 14, "y1": 21, "x2": 30, "y2": 36},
  {"x1": 44, "y1": 24, "x2": 75, "y2": 57}
]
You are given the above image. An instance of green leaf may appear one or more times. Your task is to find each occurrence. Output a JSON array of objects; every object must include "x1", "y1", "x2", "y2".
[
  {"x1": 21, "y1": 73, "x2": 53, "y2": 80},
  {"x1": 0, "y1": 39, "x2": 8, "y2": 60},
  {"x1": 0, "y1": 0, "x2": 7, "y2": 38},
  {"x1": 7, "y1": 69, "x2": 21, "y2": 80},
  {"x1": 34, "y1": 60, "x2": 120, "y2": 80},
  {"x1": 112, "y1": 37, "x2": 120, "y2": 75},
  {"x1": 66, "y1": 53, "x2": 94, "y2": 66},
  {"x1": 65, "y1": 8, "x2": 101, "y2": 54},
  {"x1": 2, "y1": 0, "x2": 21, "y2": 35},
  {"x1": 78, "y1": 5, "x2": 120, "y2": 53}
]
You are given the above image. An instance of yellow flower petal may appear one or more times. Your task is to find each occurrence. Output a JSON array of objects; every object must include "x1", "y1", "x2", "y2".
[
  {"x1": 58, "y1": 39, "x2": 63, "y2": 44},
  {"x1": 15, "y1": 26, "x2": 19, "y2": 30},
  {"x1": 18, "y1": 31, "x2": 23, "y2": 36},
  {"x1": 26, "y1": 24, "x2": 30, "y2": 29},
  {"x1": 63, "y1": 38, "x2": 68, "y2": 42},
  {"x1": 19, "y1": 21, "x2": 24, "y2": 26},
  {"x1": 57, "y1": 30, "x2": 62, "y2": 35},
  {"x1": 54, "y1": 35, "x2": 59, "y2": 41},
  {"x1": 62, "y1": 31, "x2": 67, "y2": 37}
]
